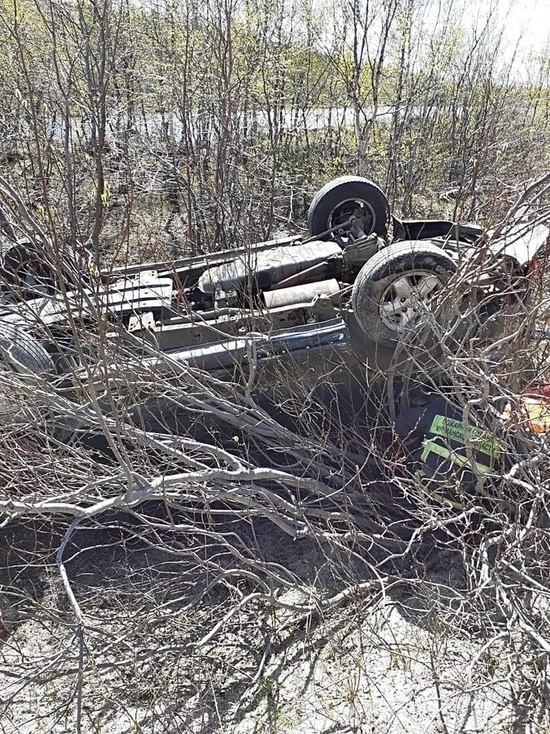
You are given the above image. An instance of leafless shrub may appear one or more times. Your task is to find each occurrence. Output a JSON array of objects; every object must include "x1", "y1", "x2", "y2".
[{"x1": 0, "y1": 202, "x2": 548, "y2": 732}]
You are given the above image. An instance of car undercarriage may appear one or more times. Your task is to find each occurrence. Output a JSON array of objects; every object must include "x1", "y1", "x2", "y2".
[{"x1": 0, "y1": 176, "x2": 546, "y2": 398}]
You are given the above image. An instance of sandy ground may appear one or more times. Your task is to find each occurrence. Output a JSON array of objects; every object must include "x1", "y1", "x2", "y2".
[{"x1": 0, "y1": 514, "x2": 535, "y2": 734}]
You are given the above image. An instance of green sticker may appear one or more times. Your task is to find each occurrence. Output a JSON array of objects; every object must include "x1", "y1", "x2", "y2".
[{"x1": 428, "y1": 414, "x2": 500, "y2": 458}]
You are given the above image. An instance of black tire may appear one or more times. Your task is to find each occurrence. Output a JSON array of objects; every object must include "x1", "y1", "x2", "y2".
[
  {"x1": 308, "y1": 176, "x2": 391, "y2": 239},
  {"x1": 0, "y1": 321, "x2": 55, "y2": 374},
  {"x1": 351, "y1": 241, "x2": 456, "y2": 345},
  {"x1": 1, "y1": 239, "x2": 89, "y2": 301}
]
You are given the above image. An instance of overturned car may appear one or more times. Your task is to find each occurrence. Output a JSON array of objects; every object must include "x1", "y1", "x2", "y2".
[{"x1": 0, "y1": 176, "x2": 547, "y2": 389}]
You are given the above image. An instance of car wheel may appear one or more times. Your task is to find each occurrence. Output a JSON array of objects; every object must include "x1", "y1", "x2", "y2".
[
  {"x1": 351, "y1": 241, "x2": 456, "y2": 346},
  {"x1": 0, "y1": 321, "x2": 55, "y2": 374},
  {"x1": 307, "y1": 176, "x2": 391, "y2": 239},
  {"x1": 1, "y1": 239, "x2": 89, "y2": 301}
]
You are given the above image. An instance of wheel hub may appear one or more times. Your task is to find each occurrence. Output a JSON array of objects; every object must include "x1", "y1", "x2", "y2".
[
  {"x1": 380, "y1": 271, "x2": 442, "y2": 332},
  {"x1": 330, "y1": 199, "x2": 376, "y2": 236}
]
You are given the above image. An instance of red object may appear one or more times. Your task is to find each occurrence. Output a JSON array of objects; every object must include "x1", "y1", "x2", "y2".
[{"x1": 524, "y1": 383, "x2": 550, "y2": 398}]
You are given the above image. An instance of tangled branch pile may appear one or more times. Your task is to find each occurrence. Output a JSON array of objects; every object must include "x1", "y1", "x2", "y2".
[{"x1": 0, "y1": 208, "x2": 549, "y2": 732}]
